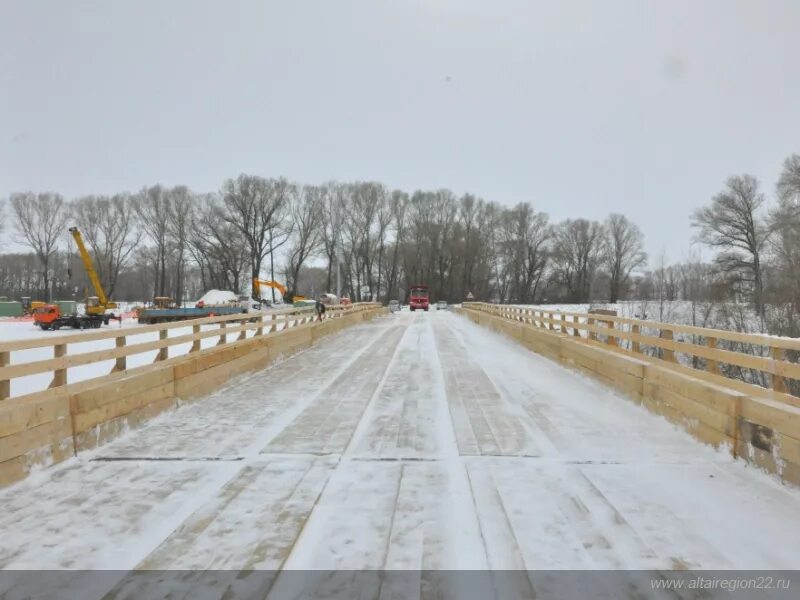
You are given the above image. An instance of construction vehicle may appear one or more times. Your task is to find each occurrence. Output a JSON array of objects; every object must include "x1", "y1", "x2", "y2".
[
  {"x1": 20, "y1": 297, "x2": 46, "y2": 316},
  {"x1": 69, "y1": 227, "x2": 118, "y2": 315},
  {"x1": 33, "y1": 304, "x2": 119, "y2": 330},
  {"x1": 252, "y1": 278, "x2": 306, "y2": 305},
  {"x1": 33, "y1": 227, "x2": 120, "y2": 330},
  {"x1": 409, "y1": 284, "x2": 430, "y2": 311},
  {"x1": 135, "y1": 295, "x2": 247, "y2": 324}
]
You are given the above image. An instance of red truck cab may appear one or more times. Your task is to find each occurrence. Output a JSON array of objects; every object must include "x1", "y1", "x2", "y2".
[{"x1": 409, "y1": 284, "x2": 429, "y2": 311}]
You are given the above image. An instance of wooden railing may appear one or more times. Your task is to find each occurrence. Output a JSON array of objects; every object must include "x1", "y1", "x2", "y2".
[
  {"x1": 464, "y1": 302, "x2": 800, "y2": 403},
  {"x1": 0, "y1": 303, "x2": 378, "y2": 401}
]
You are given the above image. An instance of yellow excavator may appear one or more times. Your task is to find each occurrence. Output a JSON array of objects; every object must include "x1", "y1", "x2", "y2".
[
  {"x1": 252, "y1": 278, "x2": 305, "y2": 304},
  {"x1": 70, "y1": 227, "x2": 118, "y2": 315}
]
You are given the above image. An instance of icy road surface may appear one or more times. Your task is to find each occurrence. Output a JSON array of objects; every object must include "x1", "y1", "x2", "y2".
[{"x1": 2, "y1": 311, "x2": 800, "y2": 580}]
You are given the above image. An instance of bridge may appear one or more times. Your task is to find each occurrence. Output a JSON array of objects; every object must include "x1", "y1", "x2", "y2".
[{"x1": 2, "y1": 303, "x2": 800, "y2": 594}]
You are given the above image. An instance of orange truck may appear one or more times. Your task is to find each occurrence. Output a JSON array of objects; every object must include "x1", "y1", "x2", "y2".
[{"x1": 33, "y1": 303, "x2": 119, "y2": 330}]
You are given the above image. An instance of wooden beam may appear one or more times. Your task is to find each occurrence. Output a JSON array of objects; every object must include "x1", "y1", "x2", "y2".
[
  {"x1": 113, "y1": 336, "x2": 126, "y2": 372},
  {"x1": 49, "y1": 344, "x2": 66, "y2": 388},
  {"x1": 0, "y1": 351, "x2": 9, "y2": 400},
  {"x1": 154, "y1": 329, "x2": 168, "y2": 362},
  {"x1": 772, "y1": 346, "x2": 787, "y2": 394},
  {"x1": 706, "y1": 337, "x2": 719, "y2": 375},
  {"x1": 191, "y1": 324, "x2": 201, "y2": 352},
  {"x1": 660, "y1": 329, "x2": 675, "y2": 362}
]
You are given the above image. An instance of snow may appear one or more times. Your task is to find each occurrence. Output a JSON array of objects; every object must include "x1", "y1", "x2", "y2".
[
  {"x1": 2, "y1": 310, "x2": 800, "y2": 586},
  {"x1": 196, "y1": 289, "x2": 238, "y2": 305}
]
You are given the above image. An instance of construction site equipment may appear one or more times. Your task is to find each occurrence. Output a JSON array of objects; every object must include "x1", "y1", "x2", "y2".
[
  {"x1": 33, "y1": 305, "x2": 119, "y2": 330},
  {"x1": 135, "y1": 296, "x2": 247, "y2": 324},
  {"x1": 55, "y1": 300, "x2": 77, "y2": 315},
  {"x1": 19, "y1": 297, "x2": 46, "y2": 316},
  {"x1": 0, "y1": 301, "x2": 23, "y2": 317},
  {"x1": 69, "y1": 227, "x2": 118, "y2": 316},
  {"x1": 136, "y1": 304, "x2": 246, "y2": 324},
  {"x1": 252, "y1": 278, "x2": 306, "y2": 305},
  {"x1": 33, "y1": 227, "x2": 120, "y2": 330}
]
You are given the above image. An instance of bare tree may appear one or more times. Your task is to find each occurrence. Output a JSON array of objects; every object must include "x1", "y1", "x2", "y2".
[
  {"x1": 167, "y1": 186, "x2": 194, "y2": 302},
  {"x1": 132, "y1": 185, "x2": 172, "y2": 299},
  {"x1": 550, "y1": 218, "x2": 604, "y2": 303},
  {"x1": 189, "y1": 194, "x2": 248, "y2": 293},
  {"x1": 73, "y1": 194, "x2": 138, "y2": 298},
  {"x1": 777, "y1": 154, "x2": 800, "y2": 204},
  {"x1": 285, "y1": 185, "x2": 324, "y2": 293},
  {"x1": 10, "y1": 192, "x2": 70, "y2": 299},
  {"x1": 603, "y1": 213, "x2": 647, "y2": 303},
  {"x1": 692, "y1": 175, "x2": 770, "y2": 317},
  {"x1": 318, "y1": 183, "x2": 347, "y2": 294},
  {"x1": 220, "y1": 175, "x2": 294, "y2": 299},
  {"x1": 767, "y1": 156, "x2": 800, "y2": 326},
  {"x1": 385, "y1": 190, "x2": 409, "y2": 301}
]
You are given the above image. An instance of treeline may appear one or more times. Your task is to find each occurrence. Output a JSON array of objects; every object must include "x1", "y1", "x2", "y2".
[
  {"x1": 0, "y1": 176, "x2": 648, "y2": 305},
  {"x1": 1, "y1": 152, "x2": 798, "y2": 320}
]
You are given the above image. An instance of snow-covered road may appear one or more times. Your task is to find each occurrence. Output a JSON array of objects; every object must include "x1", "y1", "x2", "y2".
[{"x1": 3, "y1": 310, "x2": 800, "y2": 590}]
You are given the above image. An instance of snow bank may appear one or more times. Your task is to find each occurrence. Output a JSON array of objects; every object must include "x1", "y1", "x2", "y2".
[{"x1": 196, "y1": 290, "x2": 238, "y2": 305}]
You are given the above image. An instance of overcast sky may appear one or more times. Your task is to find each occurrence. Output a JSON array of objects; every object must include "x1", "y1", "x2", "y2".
[{"x1": 1, "y1": 0, "x2": 799, "y2": 261}]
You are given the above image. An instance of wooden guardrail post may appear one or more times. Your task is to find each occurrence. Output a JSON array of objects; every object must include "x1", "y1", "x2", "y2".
[
  {"x1": 706, "y1": 337, "x2": 719, "y2": 375},
  {"x1": 631, "y1": 324, "x2": 640, "y2": 353},
  {"x1": 156, "y1": 329, "x2": 168, "y2": 361},
  {"x1": 560, "y1": 313, "x2": 566, "y2": 333},
  {"x1": 191, "y1": 324, "x2": 201, "y2": 352},
  {"x1": 660, "y1": 328, "x2": 675, "y2": 362},
  {"x1": 113, "y1": 336, "x2": 126, "y2": 372},
  {"x1": 573, "y1": 315, "x2": 580, "y2": 337},
  {"x1": 256, "y1": 314, "x2": 264, "y2": 336},
  {"x1": 50, "y1": 344, "x2": 66, "y2": 388},
  {"x1": 772, "y1": 346, "x2": 787, "y2": 393},
  {"x1": 0, "y1": 351, "x2": 9, "y2": 400},
  {"x1": 217, "y1": 321, "x2": 227, "y2": 345},
  {"x1": 587, "y1": 316, "x2": 596, "y2": 341},
  {"x1": 606, "y1": 319, "x2": 617, "y2": 347},
  {"x1": 238, "y1": 317, "x2": 248, "y2": 341},
  {"x1": 270, "y1": 313, "x2": 277, "y2": 333}
]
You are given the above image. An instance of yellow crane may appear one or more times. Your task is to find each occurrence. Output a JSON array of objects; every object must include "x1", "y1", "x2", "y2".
[{"x1": 69, "y1": 227, "x2": 118, "y2": 315}]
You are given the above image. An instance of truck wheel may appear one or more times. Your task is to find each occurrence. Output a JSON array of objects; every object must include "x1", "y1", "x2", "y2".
[
  {"x1": 424, "y1": 307, "x2": 429, "y2": 312},
  {"x1": 410, "y1": 307, "x2": 415, "y2": 312},
  {"x1": 39, "y1": 323, "x2": 50, "y2": 331}
]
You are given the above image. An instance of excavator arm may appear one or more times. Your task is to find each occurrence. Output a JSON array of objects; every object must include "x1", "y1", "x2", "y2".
[{"x1": 253, "y1": 278, "x2": 287, "y2": 299}]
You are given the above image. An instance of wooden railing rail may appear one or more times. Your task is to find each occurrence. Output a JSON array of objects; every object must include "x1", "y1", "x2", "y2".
[
  {"x1": 463, "y1": 302, "x2": 800, "y2": 399},
  {"x1": 0, "y1": 302, "x2": 379, "y2": 400}
]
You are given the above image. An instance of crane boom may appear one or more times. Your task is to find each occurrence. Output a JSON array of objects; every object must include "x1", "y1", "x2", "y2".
[{"x1": 69, "y1": 227, "x2": 116, "y2": 314}]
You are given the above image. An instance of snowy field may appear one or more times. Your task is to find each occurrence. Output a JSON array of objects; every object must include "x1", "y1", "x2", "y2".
[{"x1": 2, "y1": 310, "x2": 800, "y2": 596}]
